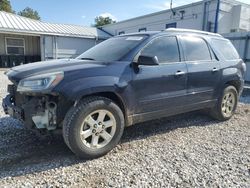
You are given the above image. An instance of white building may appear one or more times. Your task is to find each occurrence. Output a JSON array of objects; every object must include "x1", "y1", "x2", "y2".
[
  {"x1": 0, "y1": 11, "x2": 111, "y2": 68},
  {"x1": 102, "y1": 0, "x2": 250, "y2": 35}
]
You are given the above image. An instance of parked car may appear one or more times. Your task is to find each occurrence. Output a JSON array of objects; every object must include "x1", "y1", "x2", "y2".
[{"x1": 2, "y1": 29, "x2": 246, "y2": 159}]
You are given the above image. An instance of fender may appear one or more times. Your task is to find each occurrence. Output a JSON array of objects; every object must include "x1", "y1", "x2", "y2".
[
  {"x1": 57, "y1": 75, "x2": 128, "y2": 97},
  {"x1": 55, "y1": 74, "x2": 131, "y2": 111}
]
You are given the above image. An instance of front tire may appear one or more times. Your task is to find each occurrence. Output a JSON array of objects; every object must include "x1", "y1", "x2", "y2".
[
  {"x1": 63, "y1": 96, "x2": 125, "y2": 159},
  {"x1": 210, "y1": 85, "x2": 238, "y2": 121}
]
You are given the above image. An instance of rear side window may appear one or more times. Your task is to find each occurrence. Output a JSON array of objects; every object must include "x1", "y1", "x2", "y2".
[
  {"x1": 181, "y1": 36, "x2": 212, "y2": 61},
  {"x1": 140, "y1": 36, "x2": 180, "y2": 63},
  {"x1": 211, "y1": 39, "x2": 240, "y2": 60}
]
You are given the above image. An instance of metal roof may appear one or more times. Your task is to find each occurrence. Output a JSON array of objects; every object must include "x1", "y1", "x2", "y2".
[{"x1": 0, "y1": 11, "x2": 111, "y2": 39}]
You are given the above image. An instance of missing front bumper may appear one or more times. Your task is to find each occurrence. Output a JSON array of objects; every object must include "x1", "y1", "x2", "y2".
[
  {"x1": 2, "y1": 94, "x2": 24, "y2": 120},
  {"x1": 2, "y1": 94, "x2": 58, "y2": 130},
  {"x1": 32, "y1": 101, "x2": 57, "y2": 130}
]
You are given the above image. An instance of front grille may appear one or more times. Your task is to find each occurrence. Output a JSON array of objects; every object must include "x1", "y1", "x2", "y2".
[{"x1": 7, "y1": 84, "x2": 16, "y2": 95}]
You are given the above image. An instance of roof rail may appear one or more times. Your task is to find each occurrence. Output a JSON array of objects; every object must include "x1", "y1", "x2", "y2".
[{"x1": 164, "y1": 28, "x2": 222, "y2": 37}]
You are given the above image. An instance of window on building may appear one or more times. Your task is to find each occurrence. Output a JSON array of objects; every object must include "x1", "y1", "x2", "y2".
[
  {"x1": 6, "y1": 37, "x2": 25, "y2": 55},
  {"x1": 230, "y1": 29, "x2": 237, "y2": 33},
  {"x1": 166, "y1": 23, "x2": 177, "y2": 29},
  {"x1": 118, "y1": 31, "x2": 125, "y2": 35},
  {"x1": 140, "y1": 36, "x2": 180, "y2": 63},
  {"x1": 138, "y1": 28, "x2": 147, "y2": 32},
  {"x1": 207, "y1": 22, "x2": 213, "y2": 32},
  {"x1": 181, "y1": 36, "x2": 212, "y2": 61}
]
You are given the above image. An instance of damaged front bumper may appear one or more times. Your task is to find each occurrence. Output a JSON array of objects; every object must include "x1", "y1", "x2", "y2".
[
  {"x1": 2, "y1": 92, "x2": 59, "y2": 131},
  {"x1": 2, "y1": 94, "x2": 24, "y2": 120}
]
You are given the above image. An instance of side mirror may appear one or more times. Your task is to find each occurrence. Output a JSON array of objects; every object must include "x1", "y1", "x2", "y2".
[{"x1": 137, "y1": 55, "x2": 159, "y2": 66}]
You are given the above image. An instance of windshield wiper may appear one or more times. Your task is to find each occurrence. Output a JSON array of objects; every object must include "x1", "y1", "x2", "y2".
[{"x1": 79, "y1": 57, "x2": 95, "y2": 61}]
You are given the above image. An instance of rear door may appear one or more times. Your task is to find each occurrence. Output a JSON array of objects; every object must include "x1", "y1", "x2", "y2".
[
  {"x1": 179, "y1": 35, "x2": 221, "y2": 105},
  {"x1": 131, "y1": 36, "x2": 188, "y2": 115}
]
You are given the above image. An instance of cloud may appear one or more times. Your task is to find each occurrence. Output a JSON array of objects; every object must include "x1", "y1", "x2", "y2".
[
  {"x1": 145, "y1": 2, "x2": 170, "y2": 10},
  {"x1": 145, "y1": 0, "x2": 196, "y2": 11},
  {"x1": 98, "y1": 12, "x2": 117, "y2": 21},
  {"x1": 237, "y1": 0, "x2": 250, "y2": 3},
  {"x1": 81, "y1": 15, "x2": 86, "y2": 19}
]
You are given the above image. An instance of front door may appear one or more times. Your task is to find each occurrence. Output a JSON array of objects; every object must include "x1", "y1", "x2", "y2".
[{"x1": 131, "y1": 36, "x2": 188, "y2": 115}]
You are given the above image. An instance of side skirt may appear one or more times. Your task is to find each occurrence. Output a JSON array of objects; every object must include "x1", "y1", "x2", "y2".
[{"x1": 127, "y1": 99, "x2": 217, "y2": 126}]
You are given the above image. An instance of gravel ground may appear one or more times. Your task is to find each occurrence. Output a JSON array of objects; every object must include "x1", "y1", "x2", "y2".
[{"x1": 0, "y1": 70, "x2": 250, "y2": 188}]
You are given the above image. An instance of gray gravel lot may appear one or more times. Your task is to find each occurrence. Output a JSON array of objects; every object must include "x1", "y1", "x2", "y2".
[{"x1": 0, "y1": 70, "x2": 250, "y2": 187}]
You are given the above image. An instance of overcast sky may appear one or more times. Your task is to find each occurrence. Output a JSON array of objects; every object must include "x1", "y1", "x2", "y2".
[{"x1": 10, "y1": 0, "x2": 250, "y2": 26}]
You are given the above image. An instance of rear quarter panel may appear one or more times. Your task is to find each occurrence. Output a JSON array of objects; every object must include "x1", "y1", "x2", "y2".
[{"x1": 207, "y1": 37, "x2": 245, "y2": 95}]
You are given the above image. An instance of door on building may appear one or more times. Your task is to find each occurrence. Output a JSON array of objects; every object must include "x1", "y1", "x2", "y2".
[{"x1": 43, "y1": 36, "x2": 54, "y2": 60}]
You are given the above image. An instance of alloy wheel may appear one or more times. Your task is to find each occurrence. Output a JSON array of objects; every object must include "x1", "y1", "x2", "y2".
[
  {"x1": 80, "y1": 109, "x2": 116, "y2": 149},
  {"x1": 221, "y1": 91, "x2": 236, "y2": 118}
]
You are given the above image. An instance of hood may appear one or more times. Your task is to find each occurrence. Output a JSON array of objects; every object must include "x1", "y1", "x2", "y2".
[{"x1": 6, "y1": 59, "x2": 109, "y2": 83}]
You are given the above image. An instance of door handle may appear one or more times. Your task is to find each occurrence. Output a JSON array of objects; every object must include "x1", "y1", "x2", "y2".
[
  {"x1": 212, "y1": 67, "x2": 219, "y2": 72},
  {"x1": 175, "y1": 71, "x2": 185, "y2": 76}
]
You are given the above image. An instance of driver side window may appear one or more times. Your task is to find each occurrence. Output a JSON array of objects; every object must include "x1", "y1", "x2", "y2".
[{"x1": 140, "y1": 36, "x2": 180, "y2": 64}]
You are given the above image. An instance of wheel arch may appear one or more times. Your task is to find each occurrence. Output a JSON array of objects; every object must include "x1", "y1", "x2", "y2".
[
  {"x1": 224, "y1": 80, "x2": 242, "y2": 94},
  {"x1": 221, "y1": 67, "x2": 244, "y2": 94},
  {"x1": 77, "y1": 91, "x2": 130, "y2": 126}
]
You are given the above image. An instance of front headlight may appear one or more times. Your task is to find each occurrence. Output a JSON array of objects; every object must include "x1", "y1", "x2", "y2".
[{"x1": 17, "y1": 72, "x2": 64, "y2": 92}]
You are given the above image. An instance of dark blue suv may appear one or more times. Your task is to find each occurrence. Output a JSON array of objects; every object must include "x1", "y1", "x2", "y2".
[{"x1": 2, "y1": 29, "x2": 246, "y2": 159}]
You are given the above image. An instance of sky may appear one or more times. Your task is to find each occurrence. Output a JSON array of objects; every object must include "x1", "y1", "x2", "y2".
[{"x1": 10, "y1": 0, "x2": 250, "y2": 26}]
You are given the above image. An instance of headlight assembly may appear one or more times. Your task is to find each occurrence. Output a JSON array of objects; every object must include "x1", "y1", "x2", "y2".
[{"x1": 17, "y1": 72, "x2": 64, "y2": 92}]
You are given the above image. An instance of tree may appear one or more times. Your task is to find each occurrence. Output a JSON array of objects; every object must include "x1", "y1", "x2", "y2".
[
  {"x1": 94, "y1": 16, "x2": 116, "y2": 27},
  {"x1": 18, "y1": 7, "x2": 41, "y2": 20},
  {"x1": 0, "y1": 0, "x2": 14, "y2": 13}
]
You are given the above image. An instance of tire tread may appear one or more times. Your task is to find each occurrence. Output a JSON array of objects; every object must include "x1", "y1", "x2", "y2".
[
  {"x1": 63, "y1": 96, "x2": 124, "y2": 158},
  {"x1": 210, "y1": 85, "x2": 238, "y2": 121}
]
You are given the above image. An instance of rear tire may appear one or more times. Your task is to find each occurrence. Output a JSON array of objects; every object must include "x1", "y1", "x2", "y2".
[
  {"x1": 210, "y1": 85, "x2": 238, "y2": 121},
  {"x1": 63, "y1": 96, "x2": 125, "y2": 159}
]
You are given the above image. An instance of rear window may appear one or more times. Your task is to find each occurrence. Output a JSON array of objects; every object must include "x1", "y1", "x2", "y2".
[
  {"x1": 211, "y1": 39, "x2": 240, "y2": 60},
  {"x1": 181, "y1": 36, "x2": 212, "y2": 61}
]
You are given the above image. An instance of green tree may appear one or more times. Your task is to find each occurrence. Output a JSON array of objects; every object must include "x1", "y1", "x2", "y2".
[
  {"x1": 0, "y1": 0, "x2": 14, "y2": 13},
  {"x1": 18, "y1": 7, "x2": 41, "y2": 20},
  {"x1": 94, "y1": 16, "x2": 116, "y2": 27}
]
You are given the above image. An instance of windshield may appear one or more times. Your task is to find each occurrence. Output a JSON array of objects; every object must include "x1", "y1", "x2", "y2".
[{"x1": 77, "y1": 35, "x2": 147, "y2": 61}]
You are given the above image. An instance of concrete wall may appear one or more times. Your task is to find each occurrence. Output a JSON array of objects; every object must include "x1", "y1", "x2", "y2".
[
  {"x1": 0, "y1": 33, "x2": 40, "y2": 56},
  {"x1": 41, "y1": 35, "x2": 104, "y2": 60}
]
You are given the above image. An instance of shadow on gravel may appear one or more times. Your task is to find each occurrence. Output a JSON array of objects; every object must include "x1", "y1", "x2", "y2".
[{"x1": 0, "y1": 111, "x2": 218, "y2": 179}]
